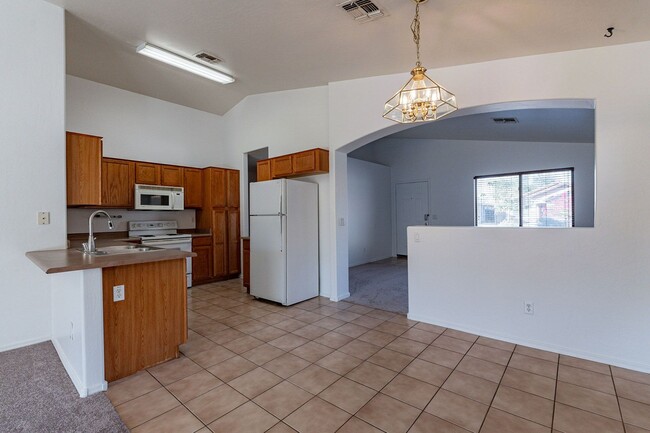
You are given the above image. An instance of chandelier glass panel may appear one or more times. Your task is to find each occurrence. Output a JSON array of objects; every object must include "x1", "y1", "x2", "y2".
[{"x1": 383, "y1": 0, "x2": 458, "y2": 123}]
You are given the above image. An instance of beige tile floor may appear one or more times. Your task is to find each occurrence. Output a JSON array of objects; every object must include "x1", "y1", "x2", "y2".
[{"x1": 107, "y1": 279, "x2": 650, "y2": 433}]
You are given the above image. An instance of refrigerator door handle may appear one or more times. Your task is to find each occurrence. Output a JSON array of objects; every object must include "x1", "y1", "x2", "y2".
[{"x1": 279, "y1": 213, "x2": 283, "y2": 252}]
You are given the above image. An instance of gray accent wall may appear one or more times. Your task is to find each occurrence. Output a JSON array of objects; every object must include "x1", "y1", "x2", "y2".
[{"x1": 350, "y1": 138, "x2": 595, "y2": 228}]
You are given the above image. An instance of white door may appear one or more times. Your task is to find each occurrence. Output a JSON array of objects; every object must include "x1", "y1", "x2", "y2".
[{"x1": 396, "y1": 181, "x2": 429, "y2": 256}]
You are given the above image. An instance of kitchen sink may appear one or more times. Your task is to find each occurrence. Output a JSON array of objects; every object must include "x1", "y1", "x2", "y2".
[{"x1": 77, "y1": 245, "x2": 161, "y2": 255}]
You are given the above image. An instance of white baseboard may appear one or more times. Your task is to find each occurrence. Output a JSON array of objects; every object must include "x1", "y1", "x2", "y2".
[
  {"x1": 407, "y1": 312, "x2": 650, "y2": 375},
  {"x1": 51, "y1": 338, "x2": 87, "y2": 397},
  {"x1": 330, "y1": 291, "x2": 350, "y2": 302},
  {"x1": 0, "y1": 335, "x2": 51, "y2": 353}
]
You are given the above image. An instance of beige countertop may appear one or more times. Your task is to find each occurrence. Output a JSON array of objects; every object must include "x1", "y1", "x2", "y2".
[{"x1": 27, "y1": 242, "x2": 195, "y2": 274}]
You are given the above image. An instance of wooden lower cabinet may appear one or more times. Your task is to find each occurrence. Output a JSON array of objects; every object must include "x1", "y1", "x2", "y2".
[
  {"x1": 192, "y1": 236, "x2": 213, "y2": 285},
  {"x1": 102, "y1": 259, "x2": 187, "y2": 382},
  {"x1": 228, "y1": 209, "x2": 240, "y2": 275},
  {"x1": 243, "y1": 238, "x2": 250, "y2": 290},
  {"x1": 212, "y1": 209, "x2": 227, "y2": 278}
]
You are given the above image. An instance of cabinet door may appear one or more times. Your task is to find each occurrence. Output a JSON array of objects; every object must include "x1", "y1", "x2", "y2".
[
  {"x1": 212, "y1": 209, "x2": 227, "y2": 277},
  {"x1": 66, "y1": 132, "x2": 102, "y2": 206},
  {"x1": 257, "y1": 160, "x2": 271, "y2": 182},
  {"x1": 135, "y1": 162, "x2": 161, "y2": 185},
  {"x1": 102, "y1": 158, "x2": 135, "y2": 208},
  {"x1": 227, "y1": 209, "x2": 240, "y2": 275},
  {"x1": 227, "y1": 170, "x2": 240, "y2": 208},
  {"x1": 192, "y1": 244, "x2": 213, "y2": 284},
  {"x1": 271, "y1": 156, "x2": 293, "y2": 178},
  {"x1": 209, "y1": 168, "x2": 227, "y2": 208},
  {"x1": 183, "y1": 168, "x2": 203, "y2": 208},
  {"x1": 291, "y1": 150, "x2": 317, "y2": 174},
  {"x1": 160, "y1": 165, "x2": 183, "y2": 186}
]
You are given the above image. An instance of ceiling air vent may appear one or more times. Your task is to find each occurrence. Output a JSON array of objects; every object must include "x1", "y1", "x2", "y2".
[
  {"x1": 194, "y1": 51, "x2": 222, "y2": 65},
  {"x1": 492, "y1": 117, "x2": 519, "y2": 124},
  {"x1": 338, "y1": 0, "x2": 385, "y2": 23}
]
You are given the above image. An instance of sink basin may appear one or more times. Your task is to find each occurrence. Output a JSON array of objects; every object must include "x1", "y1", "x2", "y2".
[{"x1": 77, "y1": 245, "x2": 160, "y2": 255}]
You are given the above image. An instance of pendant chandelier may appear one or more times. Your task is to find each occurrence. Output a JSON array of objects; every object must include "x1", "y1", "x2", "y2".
[{"x1": 383, "y1": 0, "x2": 458, "y2": 123}]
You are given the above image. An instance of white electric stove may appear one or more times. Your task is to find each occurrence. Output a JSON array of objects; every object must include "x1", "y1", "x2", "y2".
[{"x1": 128, "y1": 221, "x2": 193, "y2": 287}]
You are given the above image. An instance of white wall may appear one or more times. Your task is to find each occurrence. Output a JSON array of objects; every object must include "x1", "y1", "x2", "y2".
[
  {"x1": 328, "y1": 42, "x2": 650, "y2": 371},
  {"x1": 223, "y1": 87, "x2": 332, "y2": 295},
  {"x1": 66, "y1": 75, "x2": 224, "y2": 167},
  {"x1": 351, "y1": 138, "x2": 595, "y2": 229},
  {"x1": 347, "y1": 158, "x2": 392, "y2": 267},
  {"x1": 0, "y1": 0, "x2": 66, "y2": 351}
]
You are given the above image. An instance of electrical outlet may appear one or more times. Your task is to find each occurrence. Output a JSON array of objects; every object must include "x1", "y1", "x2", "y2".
[
  {"x1": 38, "y1": 212, "x2": 50, "y2": 225},
  {"x1": 524, "y1": 301, "x2": 534, "y2": 315},
  {"x1": 113, "y1": 285, "x2": 125, "y2": 302},
  {"x1": 338, "y1": 217, "x2": 345, "y2": 226},
  {"x1": 414, "y1": 232, "x2": 421, "y2": 243}
]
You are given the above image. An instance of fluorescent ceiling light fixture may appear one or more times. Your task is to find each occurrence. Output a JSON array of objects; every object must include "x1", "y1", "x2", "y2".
[{"x1": 136, "y1": 43, "x2": 234, "y2": 84}]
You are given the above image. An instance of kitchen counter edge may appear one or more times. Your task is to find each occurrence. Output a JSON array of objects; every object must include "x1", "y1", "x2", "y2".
[{"x1": 26, "y1": 248, "x2": 195, "y2": 275}]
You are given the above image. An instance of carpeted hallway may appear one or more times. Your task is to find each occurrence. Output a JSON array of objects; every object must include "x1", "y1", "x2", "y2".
[
  {"x1": 0, "y1": 341, "x2": 128, "y2": 433},
  {"x1": 348, "y1": 257, "x2": 408, "y2": 314}
]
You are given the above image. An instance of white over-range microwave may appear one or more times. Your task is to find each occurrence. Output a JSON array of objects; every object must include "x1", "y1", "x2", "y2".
[{"x1": 134, "y1": 184, "x2": 184, "y2": 210}]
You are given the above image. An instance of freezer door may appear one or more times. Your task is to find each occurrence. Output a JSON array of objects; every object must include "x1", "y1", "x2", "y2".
[
  {"x1": 250, "y1": 179, "x2": 284, "y2": 215},
  {"x1": 250, "y1": 214, "x2": 287, "y2": 304}
]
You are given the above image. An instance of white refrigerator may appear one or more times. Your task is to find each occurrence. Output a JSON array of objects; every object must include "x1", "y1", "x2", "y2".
[{"x1": 250, "y1": 179, "x2": 319, "y2": 305}]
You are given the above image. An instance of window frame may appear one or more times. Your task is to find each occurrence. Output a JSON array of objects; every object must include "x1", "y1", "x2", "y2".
[{"x1": 474, "y1": 167, "x2": 575, "y2": 228}]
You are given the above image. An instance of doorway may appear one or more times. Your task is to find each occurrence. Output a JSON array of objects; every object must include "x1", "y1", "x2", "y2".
[{"x1": 395, "y1": 181, "x2": 429, "y2": 256}]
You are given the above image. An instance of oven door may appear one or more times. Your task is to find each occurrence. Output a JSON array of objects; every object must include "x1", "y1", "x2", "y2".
[{"x1": 141, "y1": 238, "x2": 193, "y2": 287}]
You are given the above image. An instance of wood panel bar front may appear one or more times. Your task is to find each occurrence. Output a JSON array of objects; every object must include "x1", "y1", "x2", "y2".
[{"x1": 102, "y1": 259, "x2": 187, "y2": 382}]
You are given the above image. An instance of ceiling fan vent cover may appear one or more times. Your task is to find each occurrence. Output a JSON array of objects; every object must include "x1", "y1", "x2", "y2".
[{"x1": 338, "y1": 0, "x2": 385, "y2": 23}]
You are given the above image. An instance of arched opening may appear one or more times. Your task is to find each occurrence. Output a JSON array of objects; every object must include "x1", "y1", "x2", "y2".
[{"x1": 333, "y1": 99, "x2": 596, "y2": 313}]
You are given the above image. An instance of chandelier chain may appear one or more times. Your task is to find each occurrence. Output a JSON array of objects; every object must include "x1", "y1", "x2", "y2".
[{"x1": 411, "y1": 1, "x2": 421, "y2": 67}]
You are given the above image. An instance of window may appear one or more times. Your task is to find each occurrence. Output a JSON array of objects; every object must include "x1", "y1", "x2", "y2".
[{"x1": 475, "y1": 168, "x2": 574, "y2": 228}]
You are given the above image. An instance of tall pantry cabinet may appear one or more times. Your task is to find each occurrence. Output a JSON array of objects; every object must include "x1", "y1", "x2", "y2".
[{"x1": 197, "y1": 168, "x2": 240, "y2": 280}]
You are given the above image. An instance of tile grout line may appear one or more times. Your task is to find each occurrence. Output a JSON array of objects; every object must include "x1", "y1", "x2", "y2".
[
  {"x1": 550, "y1": 349, "x2": 560, "y2": 432},
  {"x1": 610, "y1": 364, "x2": 628, "y2": 433},
  {"x1": 473, "y1": 340, "x2": 515, "y2": 433}
]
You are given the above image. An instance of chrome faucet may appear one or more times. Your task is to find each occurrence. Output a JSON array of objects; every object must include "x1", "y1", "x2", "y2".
[{"x1": 83, "y1": 210, "x2": 114, "y2": 253}]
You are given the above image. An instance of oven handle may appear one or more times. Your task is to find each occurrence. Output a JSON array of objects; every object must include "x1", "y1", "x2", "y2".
[{"x1": 141, "y1": 239, "x2": 192, "y2": 246}]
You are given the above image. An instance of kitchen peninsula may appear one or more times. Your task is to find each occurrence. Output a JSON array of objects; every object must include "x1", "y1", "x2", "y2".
[{"x1": 27, "y1": 244, "x2": 194, "y2": 397}]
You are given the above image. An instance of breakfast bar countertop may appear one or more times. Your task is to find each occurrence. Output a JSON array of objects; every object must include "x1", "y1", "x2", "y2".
[{"x1": 26, "y1": 245, "x2": 194, "y2": 274}]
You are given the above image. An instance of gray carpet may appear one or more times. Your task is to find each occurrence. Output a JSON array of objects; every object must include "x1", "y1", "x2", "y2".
[
  {"x1": 0, "y1": 341, "x2": 129, "y2": 433},
  {"x1": 348, "y1": 256, "x2": 408, "y2": 314}
]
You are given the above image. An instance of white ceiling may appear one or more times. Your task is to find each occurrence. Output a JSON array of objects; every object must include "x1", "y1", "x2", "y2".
[
  {"x1": 47, "y1": 0, "x2": 650, "y2": 115},
  {"x1": 389, "y1": 108, "x2": 595, "y2": 142}
]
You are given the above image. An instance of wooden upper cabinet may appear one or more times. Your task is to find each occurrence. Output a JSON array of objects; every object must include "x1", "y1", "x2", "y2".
[
  {"x1": 292, "y1": 149, "x2": 329, "y2": 175},
  {"x1": 101, "y1": 158, "x2": 135, "y2": 208},
  {"x1": 257, "y1": 149, "x2": 329, "y2": 182},
  {"x1": 66, "y1": 132, "x2": 103, "y2": 206},
  {"x1": 271, "y1": 155, "x2": 293, "y2": 179},
  {"x1": 183, "y1": 168, "x2": 203, "y2": 208},
  {"x1": 257, "y1": 160, "x2": 271, "y2": 182},
  {"x1": 160, "y1": 165, "x2": 183, "y2": 187},
  {"x1": 227, "y1": 170, "x2": 240, "y2": 208},
  {"x1": 135, "y1": 162, "x2": 160, "y2": 185},
  {"x1": 211, "y1": 168, "x2": 227, "y2": 208}
]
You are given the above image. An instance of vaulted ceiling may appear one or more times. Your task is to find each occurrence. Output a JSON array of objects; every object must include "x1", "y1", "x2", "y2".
[{"x1": 47, "y1": 0, "x2": 650, "y2": 115}]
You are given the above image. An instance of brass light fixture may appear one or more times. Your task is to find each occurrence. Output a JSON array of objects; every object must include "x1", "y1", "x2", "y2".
[{"x1": 383, "y1": 0, "x2": 457, "y2": 123}]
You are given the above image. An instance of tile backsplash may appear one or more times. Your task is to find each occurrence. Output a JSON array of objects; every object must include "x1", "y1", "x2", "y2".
[{"x1": 67, "y1": 208, "x2": 196, "y2": 234}]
